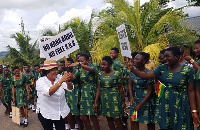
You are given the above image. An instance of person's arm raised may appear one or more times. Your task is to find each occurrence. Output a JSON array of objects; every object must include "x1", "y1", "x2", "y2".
[
  {"x1": 65, "y1": 73, "x2": 73, "y2": 91},
  {"x1": 49, "y1": 72, "x2": 69, "y2": 96},
  {"x1": 69, "y1": 62, "x2": 94, "y2": 72},
  {"x1": 129, "y1": 66, "x2": 156, "y2": 80},
  {"x1": 184, "y1": 55, "x2": 200, "y2": 72}
]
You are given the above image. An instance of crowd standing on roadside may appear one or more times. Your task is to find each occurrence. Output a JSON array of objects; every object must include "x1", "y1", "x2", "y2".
[{"x1": 1, "y1": 40, "x2": 200, "y2": 130}]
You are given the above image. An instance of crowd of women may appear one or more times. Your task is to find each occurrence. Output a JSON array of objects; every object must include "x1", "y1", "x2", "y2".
[{"x1": 0, "y1": 40, "x2": 200, "y2": 130}]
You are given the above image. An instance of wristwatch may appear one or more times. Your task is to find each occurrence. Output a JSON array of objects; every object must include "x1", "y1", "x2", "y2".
[{"x1": 190, "y1": 59, "x2": 195, "y2": 64}]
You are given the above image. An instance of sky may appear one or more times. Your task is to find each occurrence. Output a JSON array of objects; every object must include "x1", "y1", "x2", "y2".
[{"x1": 0, "y1": 0, "x2": 199, "y2": 52}]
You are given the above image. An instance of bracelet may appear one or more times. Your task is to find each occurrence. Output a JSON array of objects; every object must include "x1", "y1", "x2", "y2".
[
  {"x1": 191, "y1": 110, "x2": 198, "y2": 113},
  {"x1": 190, "y1": 59, "x2": 195, "y2": 64},
  {"x1": 57, "y1": 81, "x2": 61, "y2": 86}
]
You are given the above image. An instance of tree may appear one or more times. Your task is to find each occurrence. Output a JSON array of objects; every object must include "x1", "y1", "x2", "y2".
[
  {"x1": 60, "y1": 18, "x2": 94, "y2": 59},
  {"x1": 2, "y1": 33, "x2": 41, "y2": 67},
  {"x1": 90, "y1": 0, "x2": 199, "y2": 64}
]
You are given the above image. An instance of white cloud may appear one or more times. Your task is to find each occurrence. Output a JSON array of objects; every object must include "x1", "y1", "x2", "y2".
[
  {"x1": 1, "y1": 9, "x2": 21, "y2": 25},
  {"x1": 168, "y1": 0, "x2": 188, "y2": 8},
  {"x1": 58, "y1": 6, "x2": 93, "y2": 24},
  {"x1": 184, "y1": 6, "x2": 200, "y2": 17},
  {"x1": 0, "y1": 0, "x2": 72, "y2": 10},
  {"x1": 37, "y1": 11, "x2": 59, "y2": 30}
]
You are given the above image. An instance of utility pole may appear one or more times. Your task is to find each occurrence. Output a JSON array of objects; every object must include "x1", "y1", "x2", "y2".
[{"x1": 19, "y1": 17, "x2": 26, "y2": 35}]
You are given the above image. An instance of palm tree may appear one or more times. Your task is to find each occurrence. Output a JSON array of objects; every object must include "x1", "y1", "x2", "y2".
[
  {"x1": 60, "y1": 18, "x2": 94, "y2": 59},
  {"x1": 2, "y1": 33, "x2": 41, "y2": 67},
  {"x1": 90, "y1": 0, "x2": 199, "y2": 64}
]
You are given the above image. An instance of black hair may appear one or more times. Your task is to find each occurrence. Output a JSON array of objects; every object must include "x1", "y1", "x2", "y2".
[
  {"x1": 159, "y1": 49, "x2": 166, "y2": 55},
  {"x1": 131, "y1": 52, "x2": 138, "y2": 59},
  {"x1": 66, "y1": 67, "x2": 73, "y2": 73},
  {"x1": 76, "y1": 53, "x2": 81, "y2": 57},
  {"x1": 87, "y1": 54, "x2": 92, "y2": 58},
  {"x1": 124, "y1": 56, "x2": 130, "y2": 61},
  {"x1": 80, "y1": 54, "x2": 89, "y2": 60},
  {"x1": 60, "y1": 60, "x2": 65, "y2": 64},
  {"x1": 40, "y1": 61, "x2": 44, "y2": 65},
  {"x1": 138, "y1": 52, "x2": 150, "y2": 63},
  {"x1": 67, "y1": 58, "x2": 74, "y2": 63},
  {"x1": 102, "y1": 56, "x2": 113, "y2": 65},
  {"x1": 165, "y1": 47, "x2": 181, "y2": 56},
  {"x1": 41, "y1": 70, "x2": 50, "y2": 77},
  {"x1": 194, "y1": 40, "x2": 200, "y2": 44},
  {"x1": 111, "y1": 47, "x2": 119, "y2": 53},
  {"x1": 12, "y1": 66, "x2": 19, "y2": 72},
  {"x1": 180, "y1": 49, "x2": 184, "y2": 55},
  {"x1": 34, "y1": 64, "x2": 40, "y2": 68}
]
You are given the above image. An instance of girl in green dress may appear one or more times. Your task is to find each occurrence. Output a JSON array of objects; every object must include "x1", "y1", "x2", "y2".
[
  {"x1": 94, "y1": 56, "x2": 125, "y2": 130},
  {"x1": 129, "y1": 47, "x2": 199, "y2": 130},
  {"x1": 12, "y1": 66, "x2": 30, "y2": 127},
  {"x1": 24, "y1": 65, "x2": 36, "y2": 112},
  {"x1": 0, "y1": 67, "x2": 12, "y2": 118},
  {"x1": 129, "y1": 52, "x2": 155, "y2": 130},
  {"x1": 69, "y1": 54, "x2": 100, "y2": 130},
  {"x1": 184, "y1": 40, "x2": 200, "y2": 128},
  {"x1": 63, "y1": 58, "x2": 83, "y2": 130}
]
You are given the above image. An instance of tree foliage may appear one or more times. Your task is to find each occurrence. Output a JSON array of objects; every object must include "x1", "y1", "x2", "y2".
[
  {"x1": 60, "y1": 18, "x2": 93, "y2": 59},
  {"x1": 2, "y1": 33, "x2": 41, "y2": 67},
  {"x1": 90, "y1": 0, "x2": 199, "y2": 64}
]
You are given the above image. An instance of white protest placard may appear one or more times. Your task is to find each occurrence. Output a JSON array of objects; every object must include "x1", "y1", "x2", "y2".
[
  {"x1": 38, "y1": 36, "x2": 53, "y2": 58},
  {"x1": 40, "y1": 28, "x2": 79, "y2": 60},
  {"x1": 116, "y1": 24, "x2": 131, "y2": 58}
]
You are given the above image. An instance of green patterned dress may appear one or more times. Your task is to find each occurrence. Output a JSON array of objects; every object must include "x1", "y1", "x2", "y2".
[
  {"x1": 153, "y1": 64, "x2": 194, "y2": 130},
  {"x1": 74, "y1": 64, "x2": 97, "y2": 115},
  {"x1": 123, "y1": 67, "x2": 130, "y2": 92},
  {"x1": 129, "y1": 69, "x2": 155, "y2": 124},
  {"x1": 12, "y1": 74, "x2": 29, "y2": 107},
  {"x1": 65, "y1": 67, "x2": 81, "y2": 116},
  {"x1": 24, "y1": 73, "x2": 36, "y2": 98},
  {"x1": 112, "y1": 58, "x2": 128, "y2": 91},
  {"x1": 97, "y1": 71, "x2": 124, "y2": 118},
  {"x1": 111, "y1": 58, "x2": 123, "y2": 74},
  {"x1": 1, "y1": 76, "x2": 12, "y2": 103}
]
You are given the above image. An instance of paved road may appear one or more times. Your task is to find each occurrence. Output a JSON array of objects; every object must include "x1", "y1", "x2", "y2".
[
  {"x1": 0, "y1": 104, "x2": 43, "y2": 130},
  {"x1": 0, "y1": 103, "x2": 156, "y2": 130}
]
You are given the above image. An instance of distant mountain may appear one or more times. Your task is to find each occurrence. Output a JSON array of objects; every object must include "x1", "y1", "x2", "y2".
[{"x1": 0, "y1": 51, "x2": 9, "y2": 58}]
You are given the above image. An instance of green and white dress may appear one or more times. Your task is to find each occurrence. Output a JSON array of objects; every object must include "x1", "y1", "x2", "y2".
[
  {"x1": 1, "y1": 76, "x2": 12, "y2": 103},
  {"x1": 12, "y1": 74, "x2": 29, "y2": 107},
  {"x1": 74, "y1": 64, "x2": 98, "y2": 115},
  {"x1": 97, "y1": 71, "x2": 124, "y2": 118},
  {"x1": 153, "y1": 64, "x2": 194, "y2": 130},
  {"x1": 129, "y1": 69, "x2": 155, "y2": 124},
  {"x1": 24, "y1": 73, "x2": 36, "y2": 98},
  {"x1": 65, "y1": 67, "x2": 81, "y2": 116}
]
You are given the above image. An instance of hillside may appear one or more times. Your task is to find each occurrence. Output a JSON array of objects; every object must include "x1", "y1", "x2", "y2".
[{"x1": 0, "y1": 51, "x2": 8, "y2": 58}]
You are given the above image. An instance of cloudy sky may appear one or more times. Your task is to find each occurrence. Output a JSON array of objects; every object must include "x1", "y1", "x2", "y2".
[{"x1": 0, "y1": 0, "x2": 199, "y2": 52}]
